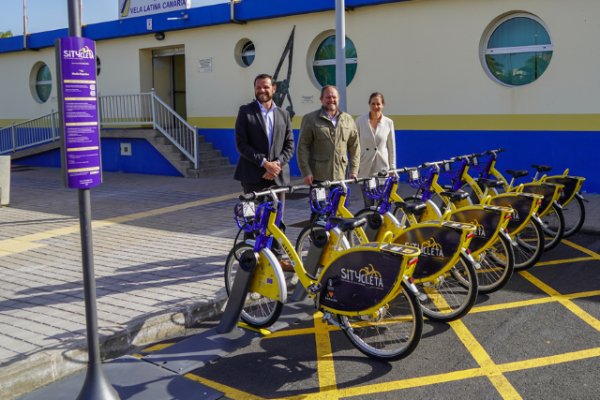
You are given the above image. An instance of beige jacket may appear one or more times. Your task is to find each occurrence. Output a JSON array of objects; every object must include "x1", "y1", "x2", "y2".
[
  {"x1": 355, "y1": 113, "x2": 396, "y2": 177},
  {"x1": 297, "y1": 109, "x2": 360, "y2": 181}
]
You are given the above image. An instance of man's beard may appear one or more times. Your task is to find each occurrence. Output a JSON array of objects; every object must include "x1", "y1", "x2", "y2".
[{"x1": 256, "y1": 92, "x2": 272, "y2": 103}]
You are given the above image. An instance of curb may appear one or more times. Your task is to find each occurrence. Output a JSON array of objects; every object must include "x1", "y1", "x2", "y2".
[{"x1": 0, "y1": 296, "x2": 227, "y2": 400}]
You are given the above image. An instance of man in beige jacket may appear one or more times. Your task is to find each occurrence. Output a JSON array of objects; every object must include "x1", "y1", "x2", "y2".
[{"x1": 297, "y1": 85, "x2": 360, "y2": 185}]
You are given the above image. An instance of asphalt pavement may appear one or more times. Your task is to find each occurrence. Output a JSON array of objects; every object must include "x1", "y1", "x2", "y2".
[{"x1": 1, "y1": 166, "x2": 599, "y2": 399}]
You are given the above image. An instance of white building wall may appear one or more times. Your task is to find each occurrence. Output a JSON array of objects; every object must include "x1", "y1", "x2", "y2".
[{"x1": 1, "y1": 0, "x2": 599, "y2": 123}]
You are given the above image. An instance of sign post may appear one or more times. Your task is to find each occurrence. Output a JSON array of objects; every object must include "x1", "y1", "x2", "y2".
[{"x1": 55, "y1": 1, "x2": 119, "y2": 399}]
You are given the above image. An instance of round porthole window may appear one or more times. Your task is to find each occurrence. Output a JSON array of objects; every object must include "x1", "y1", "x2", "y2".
[
  {"x1": 482, "y1": 13, "x2": 553, "y2": 86},
  {"x1": 30, "y1": 62, "x2": 52, "y2": 103},
  {"x1": 310, "y1": 33, "x2": 357, "y2": 88},
  {"x1": 235, "y1": 39, "x2": 255, "y2": 67}
]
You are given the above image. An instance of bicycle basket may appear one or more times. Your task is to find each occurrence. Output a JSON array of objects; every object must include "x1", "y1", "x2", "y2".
[
  {"x1": 408, "y1": 168, "x2": 428, "y2": 190},
  {"x1": 234, "y1": 201, "x2": 256, "y2": 232},
  {"x1": 309, "y1": 186, "x2": 329, "y2": 214},
  {"x1": 362, "y1": 177, "x2": 388, "y2": 201}
]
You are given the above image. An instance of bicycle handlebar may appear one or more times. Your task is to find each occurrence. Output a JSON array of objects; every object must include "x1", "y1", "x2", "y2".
[{"x1": 239, "y1": 184, "x2": 310, "y2": 201}]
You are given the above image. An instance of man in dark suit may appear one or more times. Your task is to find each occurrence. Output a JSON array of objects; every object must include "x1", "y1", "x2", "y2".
[
  {"x1": 234, "y1": 73, "x2": 295, "y2": 193},
  {"x1": 234, "y1": 74, "x2": 295, "y2": 270}
]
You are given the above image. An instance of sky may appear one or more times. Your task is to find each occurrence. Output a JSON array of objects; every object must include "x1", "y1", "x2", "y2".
[{"x1": 0, "y1": 0, "x2": 226, "y2": 35}]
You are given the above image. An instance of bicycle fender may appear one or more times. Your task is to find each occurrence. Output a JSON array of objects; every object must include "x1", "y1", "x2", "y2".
[{"x1": 251, "y1": 248, "x2": 288, "y2": 304}]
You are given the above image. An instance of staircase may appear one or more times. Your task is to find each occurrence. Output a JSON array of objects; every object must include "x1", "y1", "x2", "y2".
[
  {"x1": 1, "y1": 92, "x2": 235, "y2": 178},
  {"x1": 102, "y1": 129, "x2": 233, "y2": 178}
]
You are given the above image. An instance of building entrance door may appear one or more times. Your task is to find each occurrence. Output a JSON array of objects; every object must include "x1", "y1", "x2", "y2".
[{"x1": 152, "y1": 47, "x2": 186, "y2": 119}]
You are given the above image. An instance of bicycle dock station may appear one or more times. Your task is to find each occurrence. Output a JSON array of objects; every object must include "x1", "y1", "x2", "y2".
[{"x1": 4, "y1": 166, "x2": 600, "y2": 400}]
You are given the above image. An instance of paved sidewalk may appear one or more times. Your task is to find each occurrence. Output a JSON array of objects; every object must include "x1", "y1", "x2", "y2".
[{"x1": 0, "y1": 166, "x2": 598, "y2": 399}]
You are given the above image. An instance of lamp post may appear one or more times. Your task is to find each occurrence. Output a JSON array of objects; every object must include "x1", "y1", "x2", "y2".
[{"x1": 335, "y1": 0, "x2": 347, "y2": 111}]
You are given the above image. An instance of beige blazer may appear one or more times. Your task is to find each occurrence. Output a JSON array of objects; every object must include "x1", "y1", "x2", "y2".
[{"x1": 355, "y1": 113, "x2": 396, "y2": 177}]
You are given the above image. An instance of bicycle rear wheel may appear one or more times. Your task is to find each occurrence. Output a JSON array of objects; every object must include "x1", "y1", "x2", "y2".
[
  {"x1": 561, "y1": 195, "x2": 585, "y2": 237},
  {"x1": 224, "y1": 243, "x2": 283, "y2": 328},
  {"x1": 337, "y1": 282, "x2": 423, "y2": 361},
  {"x1": 417, "y1": 252, "x2": 478, "y2": 322},
  {"x1": 540, "y1": 203, "x2": 565, "y2": 250},
  {"x1": 476, "y1": 233, "x2": 515, "y2": 294},
  {"x1": 513, "y1": 217, "x2": 544, "y2": 271}
]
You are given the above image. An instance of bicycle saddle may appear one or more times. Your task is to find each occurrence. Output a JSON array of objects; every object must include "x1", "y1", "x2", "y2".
[
  {"x1": 440, "y1": 190, "x2": 470, "y2": 202},
  {"x1": 395, "y1": 200, "x2": 426, "y2": 214},
  {"x1": 506, "y1": 169, "x2": 529, "y2": 179},
  {"x1": 477, "y1": 177, "x2": 505, "y2": 188},
  {"x1": 328, "y1": 217, "x2": 367, "y2": 232},
  {"x1": 532, "y1": 164, "x2": 552, "y2": 173}
]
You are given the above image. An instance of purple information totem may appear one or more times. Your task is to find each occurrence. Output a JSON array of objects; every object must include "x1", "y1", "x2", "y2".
[{"x1": 57, "y1": 37, "x2": 102, "y2": 189}]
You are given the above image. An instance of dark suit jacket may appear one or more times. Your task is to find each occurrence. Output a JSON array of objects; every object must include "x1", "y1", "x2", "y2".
[{"x1": 234, "y1": 100, "x2": 295, "y2": 186}]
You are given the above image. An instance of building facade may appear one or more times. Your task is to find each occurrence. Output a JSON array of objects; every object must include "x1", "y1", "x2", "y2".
[{"x1": 1, "y1": 0, "x2": 599, "y2": 191}]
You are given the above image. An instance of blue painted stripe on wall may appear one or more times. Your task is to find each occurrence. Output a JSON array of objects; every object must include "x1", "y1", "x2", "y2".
[
  {"x1": 201, "y1": 128, "x2": 600, "y2": 193},
  {"x1": 200, "y1": 128, "x2": 302, "y2": 177},
  {"x1": 397, "y1": 130, "x2": 598, "y2": 193},
  {"x1": 0, "y1": 0, "x2": 409, "y2": 52},
  {"x1": 13, "y1": 138, "x2": 182, "y2": 177}
]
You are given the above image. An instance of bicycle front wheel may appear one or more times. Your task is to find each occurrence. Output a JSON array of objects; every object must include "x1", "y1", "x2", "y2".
[
  {"x1": 417, "y1": 252, "x2": 478, "y2": 322},
  {"x1": 337, "y1": 282, "x2": 423, "y2": 361},
  {"x1": 561, "y1": 195, "x2": 585, "y2": 237},
  {"x1": 513, "y1": 217, "x2": 544, "y2": 271},
  {"x1": 476, "y1": 233, "x2": 515, "y2": 294},
  {"x1": 540, "y1": 203, "x2": 565, "y2": 250},
  {"x1": 224, "y1": 243, "x2": 283, "y2": 328}
]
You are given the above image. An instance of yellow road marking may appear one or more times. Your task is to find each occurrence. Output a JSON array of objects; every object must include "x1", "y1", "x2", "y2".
[
  {"x1": 263, "y1": 326, "x2": 322, "y2": 339},
  {"x1": 499, "y1": 346, "x2": 600, "y2": 373},
  {"x1": 471, "y1": 289, "x2": 600, "y2": 314},
  {"x1": 471, "y1": 296, "x2": 556, "y2": 313},
  {"x1": 520, "y1": 271, "x2": 600, "y2": 332},
  {"x1": 451, "y1": 318, "x2": 522, "y2": 398},
  {"x1": 0, "y1": 239, "x2": 44, "y2": 253},
  {"x1": 313, "y1": 312, "x2": 338, "y2": 397},
  {"x1": 562, "y1": 239, "x2": 600, "y2": 259},
  {"x1": 536, "y1": 256, "x2": 595, "y2": 267},
  {"x1": 186, "y1": 373, "x2": 269, "y2": 400},
  {"x1": 426, "y1": 279, "x2": 521, "y2": 398},
  {"x1": 0, "y1": 192, "x2": 239, "y2": 257},
  {"x1": 142, "y1": 342, "x2": 176, "y2": 353}
]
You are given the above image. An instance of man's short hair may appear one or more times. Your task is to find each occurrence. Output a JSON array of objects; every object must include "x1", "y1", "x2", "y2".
[
  {"x1": 320, "y1": 85, "x2": 338, "y2": 98},
  {"x1": 254, "y1": 74, "x2": 275, "y2": 86}
]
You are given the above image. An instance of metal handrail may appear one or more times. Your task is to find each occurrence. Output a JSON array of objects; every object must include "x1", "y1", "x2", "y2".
[
  {"x1": 0, "y1": 92, "x2": 198, "y2": 169},
  {"x1": 0, "y1": 111, "x2": 60, "y2": 154}
]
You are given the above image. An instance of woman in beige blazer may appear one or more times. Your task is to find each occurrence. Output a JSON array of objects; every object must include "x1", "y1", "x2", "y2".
[
  {"x1": 356, "y1": 92, "x2": 396, "y2": 177},
  {"x1": 355, "y1": 92, "x2": 396, "y2": 206}
]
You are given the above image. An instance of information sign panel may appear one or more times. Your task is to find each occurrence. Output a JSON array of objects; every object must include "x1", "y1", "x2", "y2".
[{"x1": 57, "y1": 37, "x2": 102, "y2": 189}]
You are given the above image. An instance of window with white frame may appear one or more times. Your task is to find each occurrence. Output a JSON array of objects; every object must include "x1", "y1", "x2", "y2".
[
  {"x1": 312, "y1": 34, "x2": 357, "y2": 87},
  {"x1": 482, "y1": 14, "x2": 553, "y2": 86}
]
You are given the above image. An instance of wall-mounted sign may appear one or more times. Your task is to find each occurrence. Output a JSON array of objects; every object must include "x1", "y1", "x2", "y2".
[
  {"x1": 197, "y1": 57, "x2": 213, "y2": 73},
  {"x1": 119, "y1": 0, "x2": 191, "y2": 19},
  {"x1": 56, "y1": 37, "x2": 102, "y2": 189}
]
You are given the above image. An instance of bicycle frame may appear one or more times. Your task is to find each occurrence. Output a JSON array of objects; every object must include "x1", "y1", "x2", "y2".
[
  {"x1": 239, "y1": 187, "x2": 421, "y2": 318},
  {"x1": 331, "y1": 174, "x2": 480, "y2": 287}
]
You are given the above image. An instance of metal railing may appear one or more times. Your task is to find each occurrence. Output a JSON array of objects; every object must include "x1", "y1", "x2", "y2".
[
  {"x1": 0, "y1": 111, "x2": 60, "y2": 154},
  {"x1": 1, "y1": 91, "x2": 198, "y2": 169}
]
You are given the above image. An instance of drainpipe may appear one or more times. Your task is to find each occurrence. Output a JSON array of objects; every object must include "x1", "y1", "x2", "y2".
[
  {"x1": 230, "y1": 0, "x2": 245, "y2": 24},
  {"x1": 23, "y1": 0, "x2": 28, "y2": 49}
]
